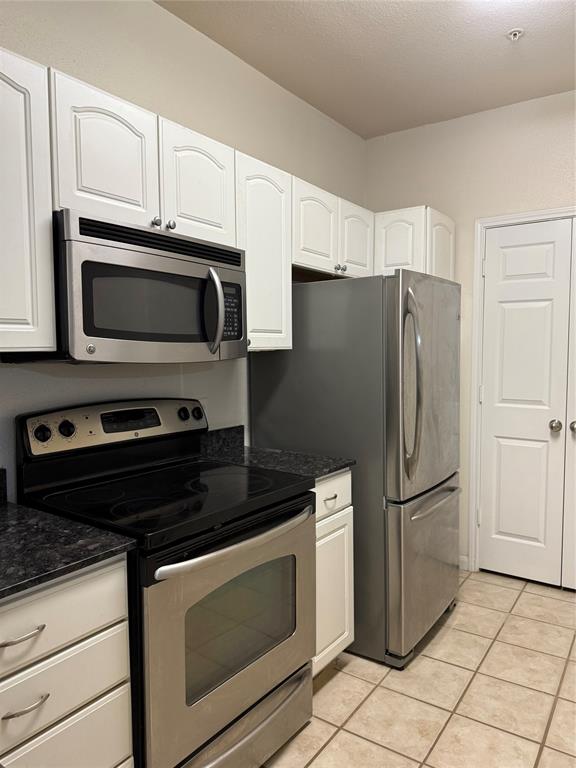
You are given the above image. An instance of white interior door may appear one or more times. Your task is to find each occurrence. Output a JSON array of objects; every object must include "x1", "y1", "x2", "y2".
[
  {"x1": 159, "y1": 119, "x2": 235, "y2": 245},
  {"x1": 562, "y1": 219, "x2": 576, "y2": 589},
  {"x1": 236, "y1": 152, "x2": 292, "y2": 350},
  {"x1": 479, "y1": 219, "x2": 573, "y2": 584}
]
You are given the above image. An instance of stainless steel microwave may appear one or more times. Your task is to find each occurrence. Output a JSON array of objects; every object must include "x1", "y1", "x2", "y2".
[{"x1": 6, "y1": 210, "x2": 247, "y2": 364}]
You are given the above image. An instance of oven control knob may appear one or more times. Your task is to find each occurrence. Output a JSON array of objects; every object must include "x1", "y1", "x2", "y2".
[
  {"x1": 192, "y1": 406, "x2": 204, "y2": 421},
  {"x1": 177, "y1": 407, "x2": 190, "y2": 421},
  {"x1": 33, "y1": 424, "x2": 52, "y2": 443},
  {"x1": 58, "y1": 419, "x2": 76, "y2": 438}
]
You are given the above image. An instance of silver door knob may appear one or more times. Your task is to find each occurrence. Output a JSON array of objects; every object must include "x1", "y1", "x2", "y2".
[
  {"x1": 570, "y1": 421, "x2": 576, "y2": 433},
  {"x1": 334, "y1": 264, "x2": 341, "y2": 271},
  {"x1": 151, "y1": 216, "x2": 162, "y2": 227},
  {"x1": 549, "y1": 419, "x2": 563, "y2": 432},
  {"x1": 341, "y1": 264, "x2": 347, "y2": 272},
  {"x1": 166, "y1": 220, "x2": 177, "y2": 230}
]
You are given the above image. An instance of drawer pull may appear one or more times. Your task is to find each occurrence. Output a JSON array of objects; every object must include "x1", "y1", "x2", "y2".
[
  {"x1": 324, "y1": 494, "x2": 338, "y2": 502},
  {"x1": 2, "y1": 693, "x2": 50, "y2": 721},
  {"x1": 0, "y1": 624, "x2": 46, "y2": 648}
]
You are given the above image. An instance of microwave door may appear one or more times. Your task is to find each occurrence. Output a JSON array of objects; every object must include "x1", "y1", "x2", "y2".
[{"x1": 66, "y1": 242, "x2": 220, "y2": 364}]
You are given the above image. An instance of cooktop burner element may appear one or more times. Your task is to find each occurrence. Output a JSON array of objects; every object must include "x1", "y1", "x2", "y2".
[{"x1": 39, "y1": 458, "x2": 312, "y2": 548}]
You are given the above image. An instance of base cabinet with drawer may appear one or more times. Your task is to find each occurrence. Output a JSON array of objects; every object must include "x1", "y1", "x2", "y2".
[
  {"x1": 0, "y1": 557, "x2": 133, "y2": 768},
  {"x1": 312, "y1": 471, "x2": 354, "y2": 675}
]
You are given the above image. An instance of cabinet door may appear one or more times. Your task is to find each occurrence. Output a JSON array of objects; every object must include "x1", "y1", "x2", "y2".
[
  {"x1": 374, "y1": 206, "x2": 426, "y2": 276},
  {"x1": 293, "y1": 178, "x2": 338, "y2": 273},
  {"x1": 339, "y1": 199, "x2": 374, "y2": 277},
  {"x1": 236, "y1": 153, "x2": 292, "y2": 350},
  {"x1": 313, "y1": 506, "x2": 354, "y2": 676},
  {"x1": 160, "y1": 119, "x2": 235, "y2": 245},
  {"x1": 51, "y1": 71, "x2": 159, "y2": 226},
  {"x1": 563, "y1": 218, "x2": 576, "y2": 589},
  {"x1": 427, "y1": 208, "x2": 455, "y2": 280},
  {"x1": 0, "y1": 50, "x2": 55, "y2": 351}
]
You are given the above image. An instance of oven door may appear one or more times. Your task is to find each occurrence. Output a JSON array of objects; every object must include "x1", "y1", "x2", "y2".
[
  {"x1": 142, "y1": 503, "x2": 315, "y2": 768},
  {"x1": 65, "y1": 240, "x2": 246, "y2": 363}
]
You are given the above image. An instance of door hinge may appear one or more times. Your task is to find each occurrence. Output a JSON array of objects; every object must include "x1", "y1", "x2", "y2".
[
  {"x1": 478, "y1": 384, "x2": 484, "y2": 404},
  {"x1": 476, "y1": 507, "x2": 481, "y2": 527},
  {"x1": 481, "y1": 259, "x2": 487, "y2": 277}
]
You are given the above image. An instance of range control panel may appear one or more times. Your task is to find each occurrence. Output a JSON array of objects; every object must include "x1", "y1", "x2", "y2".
[
  {"x1": 24, "y1": 399, "x2": 208, "y2": 457},
  {"x1": 222, "y1": 283, "x2": 243, "y2": 341}
]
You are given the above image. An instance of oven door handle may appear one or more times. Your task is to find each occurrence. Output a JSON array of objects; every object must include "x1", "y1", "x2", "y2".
[
  {"x1": 154, "y1": 506, "x2": 313, "y2": 581},
  {"x1": 207, "y1": 267, "x2": 225, "y2": 355}
]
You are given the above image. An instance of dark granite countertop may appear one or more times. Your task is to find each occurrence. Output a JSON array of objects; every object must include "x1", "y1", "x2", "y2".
[
  {"x1": 0, "y1": 502, "x2": 135, "y2": 601},
  {"x1": 202, "y1": 426, "x2": 355, "y2": 479}
]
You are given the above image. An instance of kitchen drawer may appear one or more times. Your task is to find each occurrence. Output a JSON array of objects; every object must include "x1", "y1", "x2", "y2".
[
  {"x1": 313, "y1": 470, "x2": 352, "y2": 521},
  {"x1": 0, "y1": 559, "x2": 127, "y2": 679},
  {"x1": 0, "y1": 684, "x2": 132, "y2": 767},
  {"x1": 0, "y1": 622, "x2": 129, "y2": 754}
]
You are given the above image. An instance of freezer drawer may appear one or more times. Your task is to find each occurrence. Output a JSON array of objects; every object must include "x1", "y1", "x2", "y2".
[{"x1": 386, "y1": 475, "x2": 460, "y2": 663}]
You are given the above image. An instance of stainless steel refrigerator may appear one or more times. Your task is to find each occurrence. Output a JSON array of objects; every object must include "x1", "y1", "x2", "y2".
[{"x1": 250, "y1": 270, "x2": 461, "y2": 667}]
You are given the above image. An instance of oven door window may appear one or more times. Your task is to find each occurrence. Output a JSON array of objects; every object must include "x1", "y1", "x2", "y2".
[
  {"x1": 185, "y1": 556, "x2": 296, "y2": 706},
  {"x1": 81, "y1": 261, "x2": 218, "y2": 342}
]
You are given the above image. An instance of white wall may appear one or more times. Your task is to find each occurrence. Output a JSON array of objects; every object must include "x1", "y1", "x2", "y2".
[
  {"x1": 0, "y1": 0, "x2": 368, "y2": 206},
  {"x1": 0, "y1": 360, "x2": 247, "y2": 500},
  {"x1": 0, "y1": 0, "x2": 368, "y2": 500},
  {"x1": 366, "y1": 91, "x2": 576, "y2": 561}
]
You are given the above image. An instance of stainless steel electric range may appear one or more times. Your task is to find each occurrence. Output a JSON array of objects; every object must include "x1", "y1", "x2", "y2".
[{"x1": 16, "y1": 399, "x2": 316, "y2": 768}]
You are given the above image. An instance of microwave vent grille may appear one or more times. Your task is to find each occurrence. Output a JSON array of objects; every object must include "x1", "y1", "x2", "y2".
[{"x1": 78, "y1": 218, "x2": 242, "y2": 267}]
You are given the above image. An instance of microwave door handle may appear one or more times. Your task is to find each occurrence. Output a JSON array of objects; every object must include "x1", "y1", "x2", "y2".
[
  {"x1": 154, "y1": 506, "x2": 313, "y2": 581},
  {"x1": 208, "y1": 267, "x2": 225, "y2": 355}
]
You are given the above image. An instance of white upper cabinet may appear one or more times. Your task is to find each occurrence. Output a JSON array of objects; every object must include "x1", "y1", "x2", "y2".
[
  {"x1": 160, "y1": 119, "x2": 236, "y2": 245},
  {"x1": 339, "y1": 199, "x2": 374, "y2": 277},
  {"x1": 236, "y1": 152, "x2": 292, "y2": 350},
  {"x1": 0, "y1": 50, "x2": 55, "y2": 351},
  {"x1": 293, "y1": 178, "x2": 339, "y2": 274},
  {"x1": 51, "y1": 71, "x2": 160, "y2": 227},
  {"x1": 374, "y1": 205, "x2": 455, "y2": 280},
  {"x1": 427, "y1": 207, "x2": 455, "y2": 280},
  {"x1": 374, "y1": 206, "x2": 426, "y2": 275}
]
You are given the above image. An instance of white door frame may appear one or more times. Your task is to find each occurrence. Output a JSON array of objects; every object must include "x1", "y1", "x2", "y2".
[{"x1": 468, "y1": 206, "x2": 576, "y2": 573}]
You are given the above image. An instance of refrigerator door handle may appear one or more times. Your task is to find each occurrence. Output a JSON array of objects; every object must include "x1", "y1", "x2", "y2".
[
  {"x1": 410, "y1": 486, "x2": 461, "y2": 522},
  {"x1": 403, "y1": 286, "x2": 423, "y2": 480}
]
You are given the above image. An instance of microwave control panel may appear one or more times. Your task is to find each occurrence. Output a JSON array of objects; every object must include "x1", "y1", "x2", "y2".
[{"x1": 222, "y1": 283, "x2": 243, "y2": 341}]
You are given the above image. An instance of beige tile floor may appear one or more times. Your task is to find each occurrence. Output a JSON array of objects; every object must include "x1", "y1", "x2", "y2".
[{"x1": 266, "y1": 570, "x2": 576, "y2": 768}]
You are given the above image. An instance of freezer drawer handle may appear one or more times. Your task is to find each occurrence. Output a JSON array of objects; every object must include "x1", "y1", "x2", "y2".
[
  {"x1": 154, "y1": 506, "x2": 313, "y2": 581},
  {"x1": 410, "y1": 487, "x2": 461, "y2": 522}
]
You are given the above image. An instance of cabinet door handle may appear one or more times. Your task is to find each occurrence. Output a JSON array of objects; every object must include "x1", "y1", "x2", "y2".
[
  {"x1": 166, "y1": 220, "x2": 177, "y2": 230},
  {"x1": 2, "y1": 693, "x2": 50, "y2": 721},
  {"x1": 341, "y1": 264, "x2": 347, "y2": 272},
  {"x1": 151, "y1": 216, "x2": 162, "y2": 227},
  {"x1": 324, "y1": 494, "x2": 338, "y2": 502},
  {"x1": 0, "y1": 624, "x2": 46, "y2": 648}
]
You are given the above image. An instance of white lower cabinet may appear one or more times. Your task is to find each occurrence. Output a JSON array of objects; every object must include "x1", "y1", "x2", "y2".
[
  {"x1": 313, "y1": 504, "x2": 354, "y2": 676},
  {"x1": 0, "y1": 558, "x2": 133, "y2": 766},
  {"x1": 0, "y1": 684, "x2": 132, "y2": 768}
]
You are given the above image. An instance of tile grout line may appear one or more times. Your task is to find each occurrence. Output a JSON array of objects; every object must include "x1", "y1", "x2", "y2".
[
  {"x1": 532, "y1": 632, "x2": 576, "y2": 767},
  {"x1": 277, "y1": 573, "x2": 575, "y2": 768},
  {"x1": 417, "y1": 576, "x2": 529, "y2": 767}
]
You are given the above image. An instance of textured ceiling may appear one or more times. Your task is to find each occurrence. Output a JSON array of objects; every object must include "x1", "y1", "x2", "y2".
[{"x1": 158, "y1": 0, "x2": 575, "y2": 138}]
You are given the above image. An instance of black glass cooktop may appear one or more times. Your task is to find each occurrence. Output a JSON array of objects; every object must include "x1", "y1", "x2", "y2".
[{"x1": 37, "y1": 459, "x2": 314, "y2": 549}]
